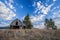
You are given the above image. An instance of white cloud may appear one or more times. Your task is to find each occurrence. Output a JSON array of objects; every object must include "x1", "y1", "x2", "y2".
[
  {"x1": 45, "y1": 3, "x2": 48, "y2": 6},
  {"x1": 53, "y1": 0, "x2": 56, "y2": 2},
  {"x1": 49, "y1": 2, "x2": 60, "y2": 29},
  {"x1": 9, "y1": 0, "x2": 14, "y2": 3},
  {"x1": 42, "y1": 3, "x2": 54, "y2": 14},
  {"x1": 34, "y1": 22, "x2": 45, "y2": 29},
  {"x1": 51, "y1": 6, "x2": 59, "y2": 12},
  {"x1": 37, "y1": 2, "x2": 41, "y2": 9},
  {"x1": 0, "y1": 1, "x2": 16, "y2": 20},
  {"x1": 32, "y1": 1, "x2": 54, "y2": 23},
  {"x1": 5, "y1": 0, "x2": 15, "y2": 10},
  {"x1": 51, "y1": 10, "x2": 60, "y2": 29},
  {"x1": 0, "y1": 0, "x2": 16, "y2": 26},
  {"x1": 31, "y1": 14, "x2": 45, "y2": 23},
  {"x1": 34, "y1": 1, "x2": 54, "y2": 14},
  {"x1": 31, "y1": 1, "x2": 55, "y2": 29},
  {"x1": 8, "y1": 3, "x2": 15, "y2": 9},
  {"x1": 52, "y1": 10, "x2": 60, "y2": 18},
  {"x1": 39, "y1": 23, "x2": 45, "y2": 29},
  {"x1": 0, "y1": 22, "x2": 9, "y2": 27},
  {"x1": 54, "y1": 19, "x2": 60, "y2": 29}
]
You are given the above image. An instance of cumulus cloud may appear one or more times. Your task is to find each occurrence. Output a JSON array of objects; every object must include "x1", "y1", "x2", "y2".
[
  {"x1": 52, "y1": 10, "x2": 60, "y2": 19},
  {"x1": 31, "y1": 14, "x2": 45, "y2": 23},
  {"x1": 34, "y1": 22, "x2": 45, "y2": 29},
  {"x1": 32, "y1": 1, "x2": 54, "y2": 25},
  {"x1": 5, "y1": 0, "x2": 15, "y2": 10},
  {"x1": 41, "y1": 3, "x2": 54, "y2": 14},
  {"x1": 34, "y1": 1, "x2": 54, "y2": 14},
  {"x1": 31, "y1": 1, "x2": 55, "y2": 29},
  {"x1": 0, "y1": 0, "x2": 16, "y2": 26},
  {"x1": 0, "y1": 1, "x2": 16, "y2": 20},
  {"x1": 32, "y1": 1, "x2": 54, "y2": 22},
  {"x1": 54, "y1": 19, "x2": 60, "y2": 29},
  {"x1": 51, "y1": 11, "x2": 60, "y2": 29}
]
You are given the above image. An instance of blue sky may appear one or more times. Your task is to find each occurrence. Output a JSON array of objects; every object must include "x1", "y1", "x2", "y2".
[{"x1": 0, "y1": 0, "x2": 60, "y2": 29}]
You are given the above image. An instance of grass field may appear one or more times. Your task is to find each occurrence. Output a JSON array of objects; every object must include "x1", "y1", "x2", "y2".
[{"x1": 0, "y1": 29, "x2": 60, "y2": 40}]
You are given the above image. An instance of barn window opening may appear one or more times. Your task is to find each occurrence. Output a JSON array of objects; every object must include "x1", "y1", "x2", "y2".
[{"x1": 16, "y1": 21, "x2": 18, "y2": 25}]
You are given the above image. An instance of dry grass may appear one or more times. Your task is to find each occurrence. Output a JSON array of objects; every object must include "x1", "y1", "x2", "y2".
[{"x1": 0, "y1": 29, "x2": 60, "y2": 40}]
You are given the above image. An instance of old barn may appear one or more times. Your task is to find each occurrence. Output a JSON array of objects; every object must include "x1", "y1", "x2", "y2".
[{"x1": 10, "y1": 19, "x2": 26, "y2": 29}]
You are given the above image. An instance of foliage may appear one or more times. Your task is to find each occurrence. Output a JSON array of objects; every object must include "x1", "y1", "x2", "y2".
[
  {"x1": 23, "y1": 14, "x2": 33, "y2": 29},
  {"x1": 44, "y1": 18, "x2": 57, "y2": 29},
  {"x1": 44, "y1": 18, "x2": 49, "y2": 29}
]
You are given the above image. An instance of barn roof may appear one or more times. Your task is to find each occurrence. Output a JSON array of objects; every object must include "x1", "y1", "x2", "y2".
[{"x1": 10, "y1": 18, "x2": 22, "y2": 25}]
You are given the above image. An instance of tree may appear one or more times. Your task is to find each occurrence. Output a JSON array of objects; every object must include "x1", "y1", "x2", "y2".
[
  {"x1": 44, "y1": 18, "x2": 49, "y2": 29},
  {"x1": 49, "y1": 18, "x2": 57, "y2": 30},
  {"x1": 44, "y1": 18, "x2": 57, "y2": 30},
  {"x1": 23, "y1": 14, "x2": 33, "y2": 29},
  {"x1": 49, "y1": 18, "x2": 53, "y2": 28}
]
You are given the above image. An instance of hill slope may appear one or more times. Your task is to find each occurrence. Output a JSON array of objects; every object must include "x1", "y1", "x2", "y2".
[{"x1": 0, "y1": 29, "x2": 60, "y2": 40}]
